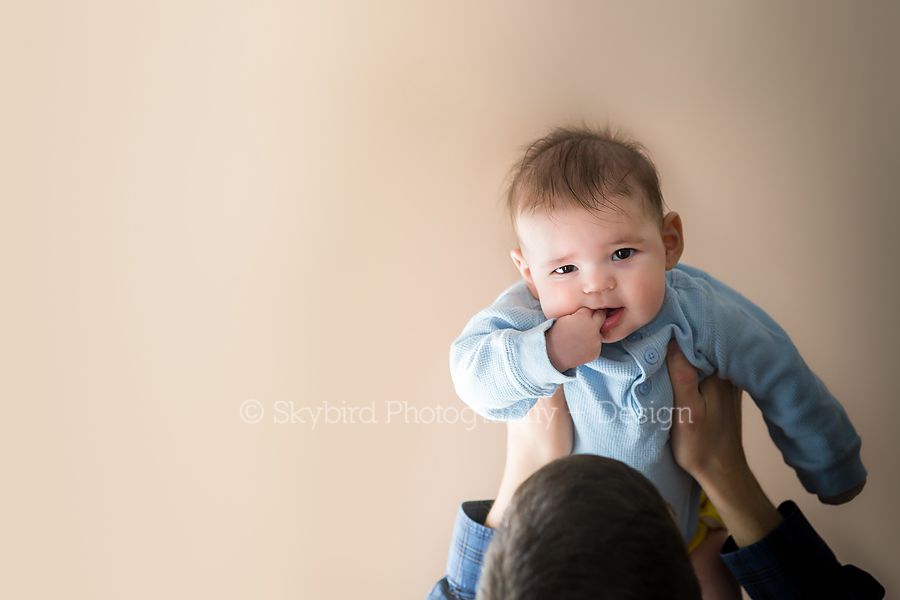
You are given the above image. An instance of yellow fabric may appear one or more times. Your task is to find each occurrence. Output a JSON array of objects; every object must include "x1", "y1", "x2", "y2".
[{"x1": 687, "y1": 491, "x2": 725, "y2": 553}]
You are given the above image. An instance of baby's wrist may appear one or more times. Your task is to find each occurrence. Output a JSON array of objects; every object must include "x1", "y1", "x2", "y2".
[{"x1": 545, "y1": 326, "x2": 570, "y2": 373}]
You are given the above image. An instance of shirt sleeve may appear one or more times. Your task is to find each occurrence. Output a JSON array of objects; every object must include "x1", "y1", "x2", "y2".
[
  {"x1": 679, "y1": 265, "x2": 867, "y2": 497},
  {"x1": 449, "y1": 282, "x2": 576, "y2": 420},
  {"x1": 720, "y1": 501, "x2": 884, "y2": 599},
  {"x1": 425, "y1": 501, "x2": 495, "y2": 600}
]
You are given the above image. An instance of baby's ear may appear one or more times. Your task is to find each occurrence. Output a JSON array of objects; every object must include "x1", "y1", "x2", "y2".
[
  {"x1": 661, "y1": 212, "x2": 685, "y2": 270},
  {"x1": 510, "y1": 249, "x2": 539, "y2": 298}
]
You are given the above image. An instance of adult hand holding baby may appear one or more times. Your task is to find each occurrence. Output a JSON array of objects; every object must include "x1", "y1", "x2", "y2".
[
  {"x1": 545, "y1": 307, "x2": 607, "y2": 373},
  {"x1": 484, "y1": 386, "x2": 573, "y2": 529}
]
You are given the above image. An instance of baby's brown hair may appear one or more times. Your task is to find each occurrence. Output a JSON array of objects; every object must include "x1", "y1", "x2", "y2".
[{"x1": 506, "y1": 127, "x2": 665, "y2": 230}]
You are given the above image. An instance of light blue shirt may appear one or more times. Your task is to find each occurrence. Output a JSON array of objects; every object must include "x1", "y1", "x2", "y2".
[{"x1": 450, "y1": 264, "x2": 866, "y2": 540}]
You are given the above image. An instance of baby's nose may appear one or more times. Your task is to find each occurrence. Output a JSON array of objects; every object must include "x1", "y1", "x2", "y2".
[{"x1": 583, "y1": 272, "x2": 616, "y2": 294}]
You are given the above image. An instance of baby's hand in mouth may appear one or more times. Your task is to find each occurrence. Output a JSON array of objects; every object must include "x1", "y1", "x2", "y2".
[{"x1": 546, "y1": 308, "x2": 607, "y2": 372}]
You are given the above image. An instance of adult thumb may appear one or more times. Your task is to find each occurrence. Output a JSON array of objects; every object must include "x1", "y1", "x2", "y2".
[{"x1": 666, "y1": 339, "x2": 700, "y2": 412}]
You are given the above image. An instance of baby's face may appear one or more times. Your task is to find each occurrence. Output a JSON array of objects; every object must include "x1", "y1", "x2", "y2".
[{"x1": 511, "y1": 199, "x2": 682, "y2": 343}]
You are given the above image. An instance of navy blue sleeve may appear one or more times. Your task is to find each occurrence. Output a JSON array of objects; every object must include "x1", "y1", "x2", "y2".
[{"x1": 720, "y1": 501, "x2": 884, "y2": 599}]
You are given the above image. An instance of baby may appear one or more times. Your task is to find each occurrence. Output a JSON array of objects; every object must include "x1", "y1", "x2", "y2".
[{"x1": 450, "y1": 127, "x2": 867, "y2": 573}]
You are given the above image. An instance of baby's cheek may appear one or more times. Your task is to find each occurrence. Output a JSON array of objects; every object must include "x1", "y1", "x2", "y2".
[
  {"x1": 640, "y1": 280, "x2": 667, "y2": 320},
  {"x1": 544, "y1": 295, "x2": 581, "y2": 321},
  {"x1": 541, "y1": 303, "x2": 564, "y2": 321},
  {"x1": 541, "y1": 294, "x2": 568, "y2": 319},
  {"x1": 537, "y1": 282, "x2": 584, "y2": 320}
]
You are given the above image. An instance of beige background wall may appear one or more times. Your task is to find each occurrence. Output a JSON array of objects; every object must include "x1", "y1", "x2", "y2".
[{"x1": 2, "y1": 1, "x2": 898, "y2": 598}]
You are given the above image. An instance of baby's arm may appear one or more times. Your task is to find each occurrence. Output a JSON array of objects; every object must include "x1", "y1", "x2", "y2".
[
  {"x1": 450, "y1": 283, "x2": 604, "y2": 420},
  {"x1": 684, "y1": 268, "x2": 867, "y2": 501}
]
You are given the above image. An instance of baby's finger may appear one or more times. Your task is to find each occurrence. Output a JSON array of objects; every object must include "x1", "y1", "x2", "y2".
[
  {"x1": 571, "y1": 306, "x2": 593, "y2": 318},
  {"x1": 591, "y1": 308, "x2": 607, "y2": 329}
]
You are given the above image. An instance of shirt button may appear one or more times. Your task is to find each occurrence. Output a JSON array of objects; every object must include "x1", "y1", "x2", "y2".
[
  {"x1": 644, "y1": 348, "x2": 659, "y2": 364},
  {"x1": 637, "y1": 379, "x2": 652, "y2": 395},
  {"x1": 627, "y1": 332, "x2": 643, "y2": 342}
]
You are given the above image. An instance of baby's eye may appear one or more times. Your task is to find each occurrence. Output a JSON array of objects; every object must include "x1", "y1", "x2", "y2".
[
  {"x1": 553, "y1": 265, "x2": 577, "y2": 275},
  {"x1": 612, "y1": 248, "x2": 635, "y2": 261}
]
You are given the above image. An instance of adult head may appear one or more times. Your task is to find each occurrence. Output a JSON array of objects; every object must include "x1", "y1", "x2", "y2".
[{"x1": 477, "y1": 453, "x2": 702, "y2": 600}]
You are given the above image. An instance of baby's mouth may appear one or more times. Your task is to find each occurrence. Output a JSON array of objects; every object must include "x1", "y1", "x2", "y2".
[{"x1": 600, "y1": 307, "x2": 624, "y2": 332}]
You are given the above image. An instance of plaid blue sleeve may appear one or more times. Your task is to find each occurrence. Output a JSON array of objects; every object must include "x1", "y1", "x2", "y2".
[
  {"x1": 720, "y1": 501, "x2": 884, "y2": 599},
  {"x1": 425, "y1": 501, "x2": 495, "y2": 600}
]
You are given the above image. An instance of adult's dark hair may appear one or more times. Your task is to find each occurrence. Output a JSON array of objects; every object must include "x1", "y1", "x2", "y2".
[
  {"x1": 477, "y1": 454, "x2": 701, "y2": 600},
  {"x1": 506, "y1": 127, "x2": 665, "y2": 230}
]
